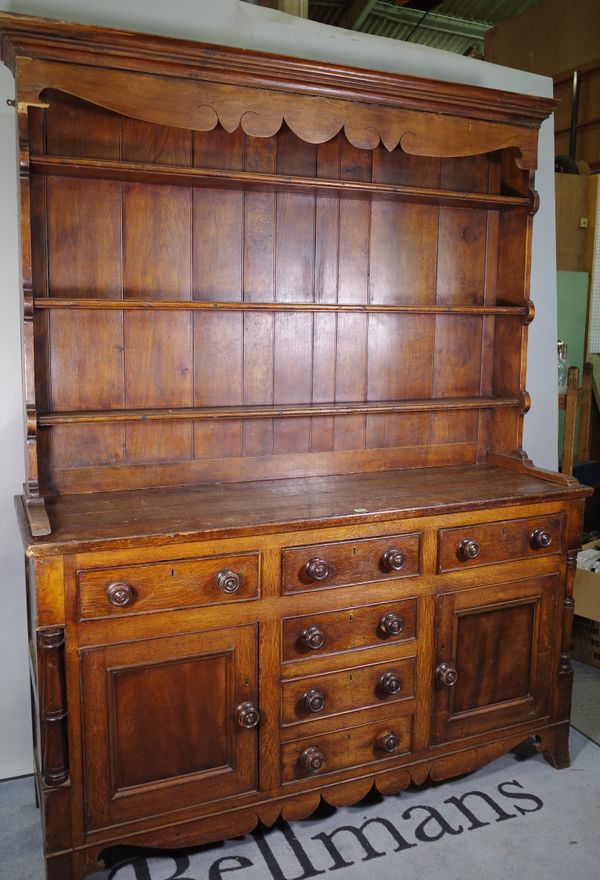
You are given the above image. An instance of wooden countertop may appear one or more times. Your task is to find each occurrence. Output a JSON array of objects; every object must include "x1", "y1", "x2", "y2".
[{"x1": 16, "y1": 464, "x2": 589, "y2": 557}]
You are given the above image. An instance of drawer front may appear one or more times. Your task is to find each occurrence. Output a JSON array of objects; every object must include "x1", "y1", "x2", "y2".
[
  {"x1": 282, "y1": 715, "x2": 412, "y2": 783},
  {"x1": 282, "y1": 533, "x2": 420, "y2": 593},
  {"x1": 78, "y1": 553, "x2": 260, "y2": 619},
  {"x1": 437, "y1": 514, "x2": 563, "y2": 573},
  {"x1": 282, "y1": 598, "x2": 417, "y2": 663},
  {"x1": 281, "y1": 656, "x2": 415, "y2": 725}
]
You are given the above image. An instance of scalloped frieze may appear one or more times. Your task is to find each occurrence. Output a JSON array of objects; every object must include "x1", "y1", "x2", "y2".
[{"x1": 17, "y1": 56, "x2": 539, "y2": 165}]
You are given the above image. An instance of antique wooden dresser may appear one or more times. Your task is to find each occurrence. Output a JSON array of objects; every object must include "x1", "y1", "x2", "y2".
[{"x1": 0, "y1": 12, "x2": 591, "y2": 880}]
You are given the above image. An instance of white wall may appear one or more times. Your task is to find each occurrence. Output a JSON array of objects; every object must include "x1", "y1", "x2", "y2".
[{"x1": 0, "y1": 0, "x2": 558, "y2": 778}]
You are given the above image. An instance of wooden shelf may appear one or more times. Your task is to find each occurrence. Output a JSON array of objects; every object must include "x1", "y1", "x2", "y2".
[
  {"x1": 33, "y1": 298, "x2": 530, "y2": 317},
  {"x1": 29, "y1": 155, "x2": 532, "y2": 211},
  {"x1": 38, "y1": 397, "x2": 521, "y2": 426}
]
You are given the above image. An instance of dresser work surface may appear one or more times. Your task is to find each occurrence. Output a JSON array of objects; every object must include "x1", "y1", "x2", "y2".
[{"x1": 0, "y1": 11, "x2": 590, "y2": 880}]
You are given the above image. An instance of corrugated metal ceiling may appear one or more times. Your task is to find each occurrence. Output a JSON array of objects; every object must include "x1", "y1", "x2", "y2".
[{"x1": 309, "y1": 0, "x2": 543, "y2": 56}]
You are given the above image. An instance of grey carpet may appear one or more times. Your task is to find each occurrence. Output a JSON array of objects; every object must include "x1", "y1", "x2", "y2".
[
  {"x1": 1, "y1": 728, "x2": 599, "y2": 880},
  {"x1": 571, "y1": 660, "x2": 600, "y2": 745}
]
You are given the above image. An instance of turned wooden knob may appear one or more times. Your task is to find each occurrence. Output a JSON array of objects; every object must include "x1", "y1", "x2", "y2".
[
  {"x1": 305, "y1": 557, "x2": 330, "y2": 581},
  {"x1": 376, "y1": 730, "x2": 401, "y2": 753},
  {"x1": 436, "y1": 662, "x2": 458, "y2": 687},
  {"x1": 300, "y1": 625, "x2": 326, "y2": 650},
  {"x1": 457, "y1": 538, "x2": 481, "y2": 561},
  {"x1": 106, "y1": 581, "x2": 134, "y2": 607},
  {"x1": 530, "y1": 528, "x2": 552, "y2": 550},
  {"x1": 379, "y1": 612, "x2": 404, "y2": 636},
  {"x1": 302, "y1": 688, "x2": 326, "y2": 714},
  {"x1": 299, "y1": 746, "x2": 325, "y2": 774},
  {"x1": 381, "y1": 549, "x2": 406, "y2": 572},
  {"x1": 378, "y1": 671, "x2": 402, "y2": 696},
  {"x1": 216, "y1": 569, "x2": 241, "y2": 594},
  {"x1": 236, "y1": 702, "x2": 260, "y2": 729}
]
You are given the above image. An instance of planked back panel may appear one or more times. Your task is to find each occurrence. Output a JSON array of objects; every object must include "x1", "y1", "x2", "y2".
[{"x1": 30, "y1": 91, "x2": 529, "y2": 494}]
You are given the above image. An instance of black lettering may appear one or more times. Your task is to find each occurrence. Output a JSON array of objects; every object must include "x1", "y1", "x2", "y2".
[
  {"x1": 209, "y1": 856, "x2": 254, "y2": 879},
  {"x1": 312, "y1": 816, "x2": 416, "y2": 871},
  {"x1": 109, "y1": 856, "x2": 192, "y2": 880},
  {"x1": 402, "y1": 805, "x2": 463, "y2": 842},
  {"x1": 497, "y1": 779, "x2": 544, "y2": 815},
  {"x1": 253, "y1": 821, "x2": 325, "y2": 880},
  {"x1": 108, "y1": 859, "x2": 151, "y2": 880},
  {"x1": 444, "y1": 789, "x2": 517, "y2": 829}
]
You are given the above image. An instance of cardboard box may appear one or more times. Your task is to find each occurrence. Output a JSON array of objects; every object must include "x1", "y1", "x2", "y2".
[{"x1": 572, "y1": 541, "x2": 600, "y2": 668}]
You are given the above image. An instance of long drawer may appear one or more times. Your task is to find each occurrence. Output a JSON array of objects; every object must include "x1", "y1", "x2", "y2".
[
  {"x1": 78, "y1": 552, "x2": 260, "y2": 619},
  {"x1": 281, "y1": 715, "x2": 413, "y2": 783},
  {"x1": 282, "y1": 598, "x2": 417, "y2": 663},
  {"x1": 281, "y1": 656, "x2": 415, "y2": 725}
]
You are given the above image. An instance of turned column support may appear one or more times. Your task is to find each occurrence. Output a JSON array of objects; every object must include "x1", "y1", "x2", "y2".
[
  {"x1": 39, "y1": 629, "x2": 69, "y2": 786},
  {"x1": 560, "y1": 550, "x2": 579, "y2": 673}
]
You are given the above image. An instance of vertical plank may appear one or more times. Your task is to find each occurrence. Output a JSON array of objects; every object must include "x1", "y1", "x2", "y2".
[
  {"x1": 366, "y1": 315, "x2": 434, "y2": 450},
  {"x1": 194, "y1": 313, "x2": 243, "y2": 460},
  {"x1": 436, "y1": 207, "x2": 487, "y2": 305},
  {"x1": 49, "y1": 312, "x2": 124, "y2": 410},
  {"x1": 243, "y1": 136, "x2": 277, "y2": 456},
  {"x1": 123, "y1": 184, "x2": 192, "y2": 300},
  {"x1": 51, "y1": 425, "x2": 125, "y2": 468},
  {"x1": 47, "y1": 178, "x2": 122, "y2": 298},
  {"x1": 312, "y1": 137, "x2": 341, "y2": 451},
  {"x1": 45, "y1": 90, "x2": 120, "y2": 160},
  {"x1": 122, "y1": 182, "x2": 193, "y2": 462},
  {"x1": 432, "y1": 315, "x2": 483, "y2": 399},
  {"x1": 193, "y1": 127, "x2": 244, "y2": 301},
  {"x1": 273, "y1": 127, "x2": 316, "y2": 452},
  {"x1": 124, "y1": 312, "x2": 193, "y2": 464},
  {"x1": 334, "y1": 140, "x2": 371, "y2": 450},
  {"x1": 371, "y1": 146, "x2": 439, "y2": 306},
  {"x1": 121, "y1": 118, "x2": 192, "y2": 166},
  {"x1": 440, "y1": 155, "x2": 489, "y2": 193},
  {"x1": 193, "y1": 127, "x2": 245, "y2": 458}
]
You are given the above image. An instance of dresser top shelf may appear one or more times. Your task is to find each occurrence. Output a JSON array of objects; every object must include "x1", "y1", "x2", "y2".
[{"x1": 17, "y1": 464, "x2": 588, "y2": 556}]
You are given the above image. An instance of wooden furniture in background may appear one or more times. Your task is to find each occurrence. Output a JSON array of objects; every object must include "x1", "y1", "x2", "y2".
[
  {"x1": 0, "y1": 12, "x2": 591, "y2": 880},
  {"x1": 559, "y1": 363, "x2": 593, "y2": 475}
]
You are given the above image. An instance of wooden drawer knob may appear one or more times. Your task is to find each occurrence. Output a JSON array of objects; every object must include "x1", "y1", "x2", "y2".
[
  {"x1": 216, "y1": 569, "x2": 241, "y2": 593},
  {"x1": 106, "y1": 581, "x2": 134, "y2": 607},
  {"x1": 530, "y1": 528, "x2": 552, "y2": 550},
  {"x1": 299, "y1": 746, "x2": 325, "y2": 774},
  {"x1": 457, "y1": 538, "x2": 481, "y2": 561},
  {"x1": 302, "y1": 688, "x2": 326, "y2": 714},
  {"x1": 381, "y1": 549, "x2": 406, "y2": 572},
  {"x1": 236, "y1": 702, "x2": 260, "y2": 729},
  {"x1": 376, "y1": 730, "x2": 401, "y2": 753},
  {"x1": 379, "y1": 612, "x2": 404, "y2": 636},
  {"x1": 436, "y1": 662, "x2": 458, "y2": 687},
  {"x1": 300, "y1": 625, "x2": 326, "y2": 650},
  {"x1": 305, "y1": 557, "x2": 330, "y2": 582},
  {"x1": 378, "y1": 671, "x2": 402, "y2": 696}
]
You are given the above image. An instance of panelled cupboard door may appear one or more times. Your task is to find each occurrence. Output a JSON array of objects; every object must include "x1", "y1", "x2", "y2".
[
  {"x1": 432, "y1": 575, "x2": 559, "y2": 744},
  {"x1": 81, "y1": 624, "x2": 258, "y2": 830}
]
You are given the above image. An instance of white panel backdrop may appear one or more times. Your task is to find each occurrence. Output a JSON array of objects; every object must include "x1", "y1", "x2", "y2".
[{"x1": 0, "y1": 0, "x2": 557, "y2": 777}]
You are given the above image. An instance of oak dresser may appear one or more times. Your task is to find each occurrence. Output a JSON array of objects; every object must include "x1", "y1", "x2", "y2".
[{"x1": 0, "y1": 12, "x2": 590, "y2": 879}]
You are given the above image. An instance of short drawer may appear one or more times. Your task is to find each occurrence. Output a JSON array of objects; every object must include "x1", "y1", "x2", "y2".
[
  {"x1": 281, "y1": 715, "x2": 412, "y2": 783},
  {"x1": 281, "y1": 656, "x2": 415, "y2": 725},
  {"x1": 282, "y1": 598, "x2": 417, "y2": 663},
  {"x1": 78, "y1": 552, "x2": 260, "y2": 619},
  {"x1": 282, "y1": 533, "x2": 420, "y2": 593},
  {"x1": 437, "y1": 514, "x2": 563, "y2": 573}
]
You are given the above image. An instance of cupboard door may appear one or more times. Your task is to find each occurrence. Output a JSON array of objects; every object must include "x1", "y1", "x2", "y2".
[
  {"x1": 81, "y1": 624, "x2": 258, "y2": 830},
  {"x1": 432, "y1": 575, "x2": 558, "y2": 744}
]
